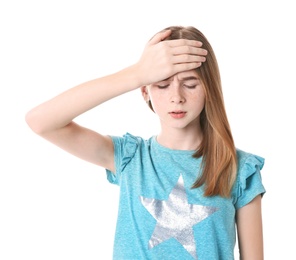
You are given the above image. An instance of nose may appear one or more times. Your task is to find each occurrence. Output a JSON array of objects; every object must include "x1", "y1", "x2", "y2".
[{"x1": 170, "y1": 84, "x2": 185, "y2": 104}]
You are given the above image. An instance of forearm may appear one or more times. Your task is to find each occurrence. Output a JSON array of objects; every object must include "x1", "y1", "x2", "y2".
[
  {"x1": 26, "y1": 65, "x2": 140, "y2": 135},
  {"x1": 26, "y1": 31, "x2": 207, "y2": 135},
  {"x1": 236, "y1": 195, "x2": 264, "y2": 260}
]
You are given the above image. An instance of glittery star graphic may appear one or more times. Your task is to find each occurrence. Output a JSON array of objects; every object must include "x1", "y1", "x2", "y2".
[{"x1": 139, "y1": 175, "x2": 218, "y2": 259}]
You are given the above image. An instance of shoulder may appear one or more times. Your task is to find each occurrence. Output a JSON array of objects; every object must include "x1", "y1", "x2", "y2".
[
  {"x1": 232, "y1": 149, "x2": 265, "y2": 209},
  {"x1": 232, "y1": 148, "x2": 266, "y2": 208},
  {"x1": 236, "y1": 148, "x2": 265, "y2": 171},
  {"x1": 235, "y1": 148, "x2": 265, "y2": 185},
  {"x1": 107, "y1": 132, "x2": 153, "y2": 184},
  {"x1": 110, "y1": 132, "x2": 152, "y2": 149},
  {"x1": 110, "y1": 132, "x2": 154, "y2": 168}
]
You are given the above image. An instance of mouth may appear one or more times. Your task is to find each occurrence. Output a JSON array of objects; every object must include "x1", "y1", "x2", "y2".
[{"x1": 169, "y1": 111, "x2": 187, "y2": 119}]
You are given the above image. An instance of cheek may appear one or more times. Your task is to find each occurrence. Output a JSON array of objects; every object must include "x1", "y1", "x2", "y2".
[
  {"x1": 149, "y1": 98, "x2": 163, "y2": 113},
  {"x1": 191, "y1": 92, "x2": 206, "y2": 111},
  {"x1": 195, "y1": 87, "x2": 206, "y2": 103},
  {"x1": 149, "y1": 95, "x2": 167, "y2": 115},
  {"x1": 148, "y1": 90, "x2": 164, "y2": 105}
]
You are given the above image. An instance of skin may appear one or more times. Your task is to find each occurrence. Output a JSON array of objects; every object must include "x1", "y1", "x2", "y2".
[
  {"x1": 141, "y1": 70, "x2": 205, "y2": 150},
  {"x1": 236, "y1": 195, "x2": 264, "y2": 260},
  {"x1": 25, "y1": 29, "x2": 264, "y2": 259}
]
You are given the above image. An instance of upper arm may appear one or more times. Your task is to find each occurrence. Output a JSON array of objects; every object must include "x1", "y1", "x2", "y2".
[
  {"x1": 236, "y1": 194, "x2": 264, "y2": 260},
  {"x1": 40, "y1": 121, "x2": 115, "y2": 172}
]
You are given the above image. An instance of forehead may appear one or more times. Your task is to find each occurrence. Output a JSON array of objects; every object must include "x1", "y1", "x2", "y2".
[
  {"x1": 154, "y1": 70, "x2": 201, "y2": 85},
  {"x1": 176, "y1": 70, "x2": 199, "y2": 80},
  {"x1": 160, "y1": 70, "x2": 199, "y2": 82}
]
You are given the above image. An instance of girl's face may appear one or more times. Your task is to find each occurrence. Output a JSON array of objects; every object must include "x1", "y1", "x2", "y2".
[{"x1": 142, "y1": 70, "x2": 205, "y2": 132}]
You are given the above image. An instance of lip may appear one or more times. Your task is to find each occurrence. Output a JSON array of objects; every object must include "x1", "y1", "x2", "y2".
[{"x1": 169, "y1": 111, "x2": 187, "y2": 119}]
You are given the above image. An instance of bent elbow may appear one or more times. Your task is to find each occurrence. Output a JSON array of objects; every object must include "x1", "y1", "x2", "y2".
[{"x1": 25, "y1": 109, "x2": 46, "y2": 135}]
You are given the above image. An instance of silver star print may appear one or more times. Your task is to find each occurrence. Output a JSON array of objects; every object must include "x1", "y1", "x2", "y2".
[{"x1": 139, "y1": 175, "x2": 218, "y2": 259}]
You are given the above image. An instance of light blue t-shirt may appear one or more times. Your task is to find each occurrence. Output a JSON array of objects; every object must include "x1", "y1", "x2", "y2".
[{"x1": 106, "y1": 133, "x2": 265, "y2": 260}]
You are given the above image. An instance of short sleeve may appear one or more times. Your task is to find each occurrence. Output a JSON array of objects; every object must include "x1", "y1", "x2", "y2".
[
  {"x1": 233, "y1": 151, "x2": 266, "y2": 209},
  {"x1": 106, "y1": 133, "x2": 139, "y2": 185}
]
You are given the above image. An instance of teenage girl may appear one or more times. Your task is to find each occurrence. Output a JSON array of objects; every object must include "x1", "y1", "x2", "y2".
[{"x1": 26, "y1": 26, "x2": 265, "y2": 260}]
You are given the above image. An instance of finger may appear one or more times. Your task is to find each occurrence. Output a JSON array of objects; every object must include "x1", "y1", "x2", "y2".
[
  {"x1": 172, "y1": 54, "x2": 207, "y2": 64},
  {"x1": 173, "y1": 62, "x2": 203, "y2": 73},
  {"x1": 168, "y1": 39, "x2": 204, "y2": 48},
  {"x1": 172, "y1": 45, "x2": 208, "y2": 57},
  {"x1": 148, "y1": 30, "x2": 172, "y2": 45}
]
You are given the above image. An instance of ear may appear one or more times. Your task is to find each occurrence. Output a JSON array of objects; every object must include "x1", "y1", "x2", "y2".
[{"x1": 140, "y1": 86, "x2": 150, "y2": 102}]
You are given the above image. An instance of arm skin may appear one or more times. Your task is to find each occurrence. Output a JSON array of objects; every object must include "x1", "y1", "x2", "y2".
[
  {"x1": 236, "y1": 194, "x2": 264, "y2": 260},
  {"x1": 25, "y1": 29, "x2": 207, "y2": 173}
]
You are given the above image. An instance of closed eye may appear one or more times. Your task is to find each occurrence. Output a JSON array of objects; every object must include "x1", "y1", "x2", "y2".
[
  {"x1": 184, "y1": 84, "x2": 197, "y2": 89},
  {"x1": 157, "y1": 84, "x2": 169, "y2": 89}
]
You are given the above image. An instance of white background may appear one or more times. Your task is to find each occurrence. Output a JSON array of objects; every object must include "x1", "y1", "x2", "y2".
[{"x1": 1, "y1": 0, "x2": 295, "y2": 259}]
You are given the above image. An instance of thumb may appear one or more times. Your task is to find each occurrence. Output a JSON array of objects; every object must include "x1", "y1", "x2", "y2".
[{"x1": 148, "y1": 29, "x2": 172, "y2": 45}]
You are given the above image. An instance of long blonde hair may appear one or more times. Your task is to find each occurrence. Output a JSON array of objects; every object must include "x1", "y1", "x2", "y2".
[{"x1": 151, "y1": 26, "x2": 237, "y2": 197}]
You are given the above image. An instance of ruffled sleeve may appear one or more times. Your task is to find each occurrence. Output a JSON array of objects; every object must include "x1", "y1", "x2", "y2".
[
  {"x1": 106, "y1": 133, "x2": 139, "y2": 185},
  {"x1": 233, "y1": 150, "x2": 266, "y2": 209}
]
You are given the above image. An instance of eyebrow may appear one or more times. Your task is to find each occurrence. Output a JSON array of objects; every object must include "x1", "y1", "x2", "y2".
[
  {"x1": 180, "y1": 76, "x2": 199, "y2": 81},
  {"x1": 161, "y1": 76, "x2": 199, "y2": 82}
]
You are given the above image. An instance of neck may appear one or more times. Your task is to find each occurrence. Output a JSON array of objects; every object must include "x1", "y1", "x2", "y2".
[{"x1": 157, "y1": 128, "x2": 203, "y2": 151}]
